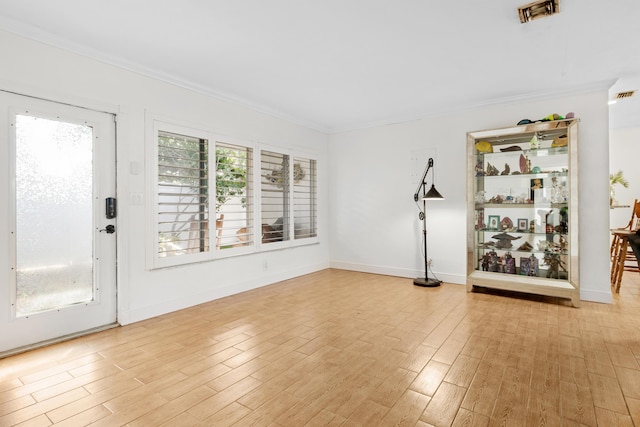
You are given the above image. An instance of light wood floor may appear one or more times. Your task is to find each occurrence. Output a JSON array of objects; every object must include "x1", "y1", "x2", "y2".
[{"x1": 1, "y1": 269, "x2": 640, "y2": 426}]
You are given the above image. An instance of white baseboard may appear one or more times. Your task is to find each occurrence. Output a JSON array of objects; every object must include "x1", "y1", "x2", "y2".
[
  {"x1": 119, "y1": 261, "x2": 330, "y2": 325},
  {"x1": 580, "y1": 288, "x2": 613, "y2": 304},
  {"x1": 329, "y1": 261, "x2": 467, "y2": 285}
]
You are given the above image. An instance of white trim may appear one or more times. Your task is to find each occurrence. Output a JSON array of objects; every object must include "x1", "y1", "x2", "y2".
[
  {"x1": 147, "y1": 118, "x2": 213, "y2": 270},
  {"x1": 121, "y1": 261, "x2": 330, "y2": 325},
  {"x1": 330, "y1": 261, "x2": 466, "y2": 285}
]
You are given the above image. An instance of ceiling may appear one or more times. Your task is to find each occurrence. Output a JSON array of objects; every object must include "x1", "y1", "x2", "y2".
[{"x1": 0, "y1": 0, "x2": 639, "y2": 133}]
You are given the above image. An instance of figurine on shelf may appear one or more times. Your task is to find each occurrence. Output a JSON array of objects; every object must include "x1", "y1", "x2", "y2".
[
  {"x1": 543, "y1": 252, "x2": 567, "y2": 279},
  {"x1": 517, "y1": 241, "x2": 533, "y2": 251},
  {"x1": 537, "y1": 240, "x2": 550, "y2": 251},
  {"x1": 475, "y1": 159, "x2": 485, "y2": 176},
  {"x1": 480, "y1": 253, "x2": 490, "y2": 271},
  {"x1": 501, "y1": 163, "x2": 510, "y2": 175},
  {"x1": 504, "y1": 252, "x2": 516, "y2": 274},
  {"x1": 486, "y1": 162, "x2": 499, "y2": 176},
  {"x1": 529, "y1": 134, "x2": 539, "y2": 150},
  {"x1": 558, "y1": 235, "x2": 567, "y2": 251},
  {"x1": 528, "y1": 254, "x2": 539, "y2": 276}
]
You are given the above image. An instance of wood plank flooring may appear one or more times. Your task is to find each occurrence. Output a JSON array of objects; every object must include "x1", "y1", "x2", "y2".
[{"x1": 1, "y1": 268, "x2": 640, "y2": 426}]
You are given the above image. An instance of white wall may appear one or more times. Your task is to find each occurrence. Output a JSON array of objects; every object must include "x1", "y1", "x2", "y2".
[
  {"x1": 610, "y1": 126, "x2": 640, "y2": 229},
  {"x1": 0, "y1": 30, "x2": 330, "y2": 324},
  {"x1": 329, "y1": 89, "x2": 612, "y2": 303}
]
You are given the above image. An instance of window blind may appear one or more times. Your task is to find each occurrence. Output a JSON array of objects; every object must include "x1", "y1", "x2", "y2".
[
  {"x1": 157, "y1": 131, "x2": 208, "y2": 257},
  {"x1": 215, "y1": 142, "x2": 253, "y2": 249},
  {"x1": 260, "y1": 150, "x2": 289, "y2": 243},
  {"x1": 293, "y1": 157, "x2": 317, "y2": 240}
]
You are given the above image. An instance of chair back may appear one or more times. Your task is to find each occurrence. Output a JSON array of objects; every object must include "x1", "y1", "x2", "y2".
[{"x1": 629, "y1": 199, "x2": 640, "y2": 231}]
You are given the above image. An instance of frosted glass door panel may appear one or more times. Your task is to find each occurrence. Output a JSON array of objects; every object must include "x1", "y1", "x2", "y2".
[{"x1": 15, "y1": 115, "x2": 94, "y2": 316}]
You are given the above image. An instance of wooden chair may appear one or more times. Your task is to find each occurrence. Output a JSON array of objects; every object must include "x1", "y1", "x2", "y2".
[
  {"x1": 610, "y1": 199, "x2": 640, "y2": 292},
  {"x1": 611, "y1": 199, "x2": 640, "y2": 257}
]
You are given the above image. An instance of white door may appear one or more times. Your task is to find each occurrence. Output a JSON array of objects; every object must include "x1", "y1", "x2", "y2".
[{"x1": 0, "y1": 92, "x2": 117, "y2": 355}]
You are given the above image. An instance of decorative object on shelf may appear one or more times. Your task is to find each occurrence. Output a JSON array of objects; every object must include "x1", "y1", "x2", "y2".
[
  {"x1": 517, "y1": 241, "x2": 533, "y2": 251},
  {"x1": 537, "y1": 240, "x2": 549, "y2": 251},
  {"x1": 504, "y1": 252, "x2": 516, "y2": 274},
  {"x1": 528, "y1": 254, "x2": 539, "y2": 276},
  {"x1": 519, "y1": 154, "x2": 526, "y2": 173},
  {"x1": 413, "y1": 158, "x2": 444, "y2": 287},
  {"x1": 530, "y1": 178, "x2": 543, "y2": 201},
  {"x1": 500, "y1": 145, "x2": 522, "y2": 152},
  {"x1": 544, "y1": 252, "x2": 567, "y2": 279},
  {"x1": 519, "y1": 154, "x2": 532, "y2": 174},
  {"x1": 500, "y1": 217, "x2": 513, "y2": 231},
  {"x1": 488, "y1": 215, "x2": 500, "y2": 230},
  {"x1": 609, "y1": 170, "x2": 629, "y2": 207},
  {"x1": 529, "y1": 220, "x2": 536, "y2": 233},
  {"x1": 486, "y1": 162, "x2": 499, "y2": 176},
  {"x1": 475, "y1": 159, "x2": 485, "y2": 176},
  {"x1": 475, "y1": 141, "x2": 493, "y2": 153},
  {"x1": 519, "y1": 257, "x2": 530, "y2": 275},
  {"x1": 551, "y1": 135, "x2": 568, "y2": 147},
  {"x1": 500, "y1": 163, "x2": 510, "y2": 175},
  {"x1": 517, "y1": 218, "x2": 528, "y2": 231},
  {"x1": 529, "y1": 134, "x2": 539, "y2": 149},
  {"x1": 491, "y1": 232, "x2": 521, "y2": 249},
  {"x1": 475, "y1": 207, "x2": 485, "y2": 230}
]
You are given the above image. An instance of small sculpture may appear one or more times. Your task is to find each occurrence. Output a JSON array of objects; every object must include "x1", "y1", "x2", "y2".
[
  {"x1": 528, "y1": 254, "x2": 539, "y2": 276},
  {"x1": 544, "y1": 252, "x2": 567, "y2": 279},
  {"x1": 558, "y1": 235, "x2": 567, "y2": 251},
  {"x1": 481, "y1": 254, "x2": 490, "y2": 271},
  {"x1": 501, "y1": 163, "x2": 510, "y2": 175},
  {"x1": 486, "y1": 162, "x2": 499, "y2": 176},
  {"x1": 517, "y1": 241, "x2": 533, "y2": 251},
  {"x1": 491, "y1": 232, "x2": 521, "y2": 249}
]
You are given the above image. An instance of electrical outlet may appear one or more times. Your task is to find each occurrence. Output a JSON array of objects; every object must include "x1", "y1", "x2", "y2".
[{"x1": 427, "y1": 258, "x2": 433, "y2": 266}]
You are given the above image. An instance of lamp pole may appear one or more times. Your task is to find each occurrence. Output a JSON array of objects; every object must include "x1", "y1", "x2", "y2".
[{"x1": 413, "y1": 158, "x2": 443, "y2": 287}]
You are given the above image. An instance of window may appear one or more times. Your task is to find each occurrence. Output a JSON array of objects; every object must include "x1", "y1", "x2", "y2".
[
  {"x1": 157, "y1": 130, "x2": 209, "y2": 258},
  {"x1": 293, "y1": 157, "x2": 317, "y2": 240},
  {"x1": 260, "y1": 150, "x2": 289, "y2": 244},
  {"x1": 150, "y1": 118, "x2": 318, "y2": 268},
  {"x1": 260, "y1": 150, "x2": 317, "y2": 246},
  {"x1": 215, "y1": 142, "x2": 253, "y2": 250}
]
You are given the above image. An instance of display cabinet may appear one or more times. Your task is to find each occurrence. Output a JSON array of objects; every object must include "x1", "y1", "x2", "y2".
[{"x1": 466, "y1": 119, "x2": 579, "y2": 307}]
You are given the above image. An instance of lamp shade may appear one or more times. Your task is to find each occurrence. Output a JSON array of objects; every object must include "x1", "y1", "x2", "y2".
[{"x1": 423, "y1": 184, "x2": 444, "y2": 200}]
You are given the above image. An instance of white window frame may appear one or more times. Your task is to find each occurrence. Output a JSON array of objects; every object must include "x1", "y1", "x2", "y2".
[
  {"x1": 258, "y1": 145, "x2": 319, "y2": 252},
  {"x1": 148, "y1": 120, "x2": 213, "y2": 269},
  {"x1": 146, "y1": 115, "x2": 318, "y2": 269},
  {"x1": 211, "y1": 134, "x2": 257, "y2": 259}
]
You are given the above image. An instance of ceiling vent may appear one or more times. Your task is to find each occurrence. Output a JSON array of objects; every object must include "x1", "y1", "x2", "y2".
[
  {"x1": 615, "y1": 90, "x2": 635, "y2": 99},
  {"x1": 518, "y1": 0, "x2": 559, "y2": 23}
]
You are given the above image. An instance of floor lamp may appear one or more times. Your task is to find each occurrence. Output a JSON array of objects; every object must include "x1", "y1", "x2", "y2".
[{"x1": 414, "y1": 158, "x2": 444, "y2": 287}]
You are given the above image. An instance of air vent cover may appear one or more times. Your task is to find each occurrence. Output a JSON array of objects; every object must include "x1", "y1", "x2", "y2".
[
  {"x1": 615, "y1": 90, "x2": 635, "y2": 99},
  {"x1": 518, "y1": 0, "x2": 560, "y2": 23}
]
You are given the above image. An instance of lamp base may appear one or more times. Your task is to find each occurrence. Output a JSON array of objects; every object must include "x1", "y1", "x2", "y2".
[{"x1": 413, "y1": 277, "x2": 442, "y2": 287}]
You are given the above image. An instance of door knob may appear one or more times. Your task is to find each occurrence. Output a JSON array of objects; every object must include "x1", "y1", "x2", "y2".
[{"x1": 99, "y1": 225, "x2": 115, "y2": 234}]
